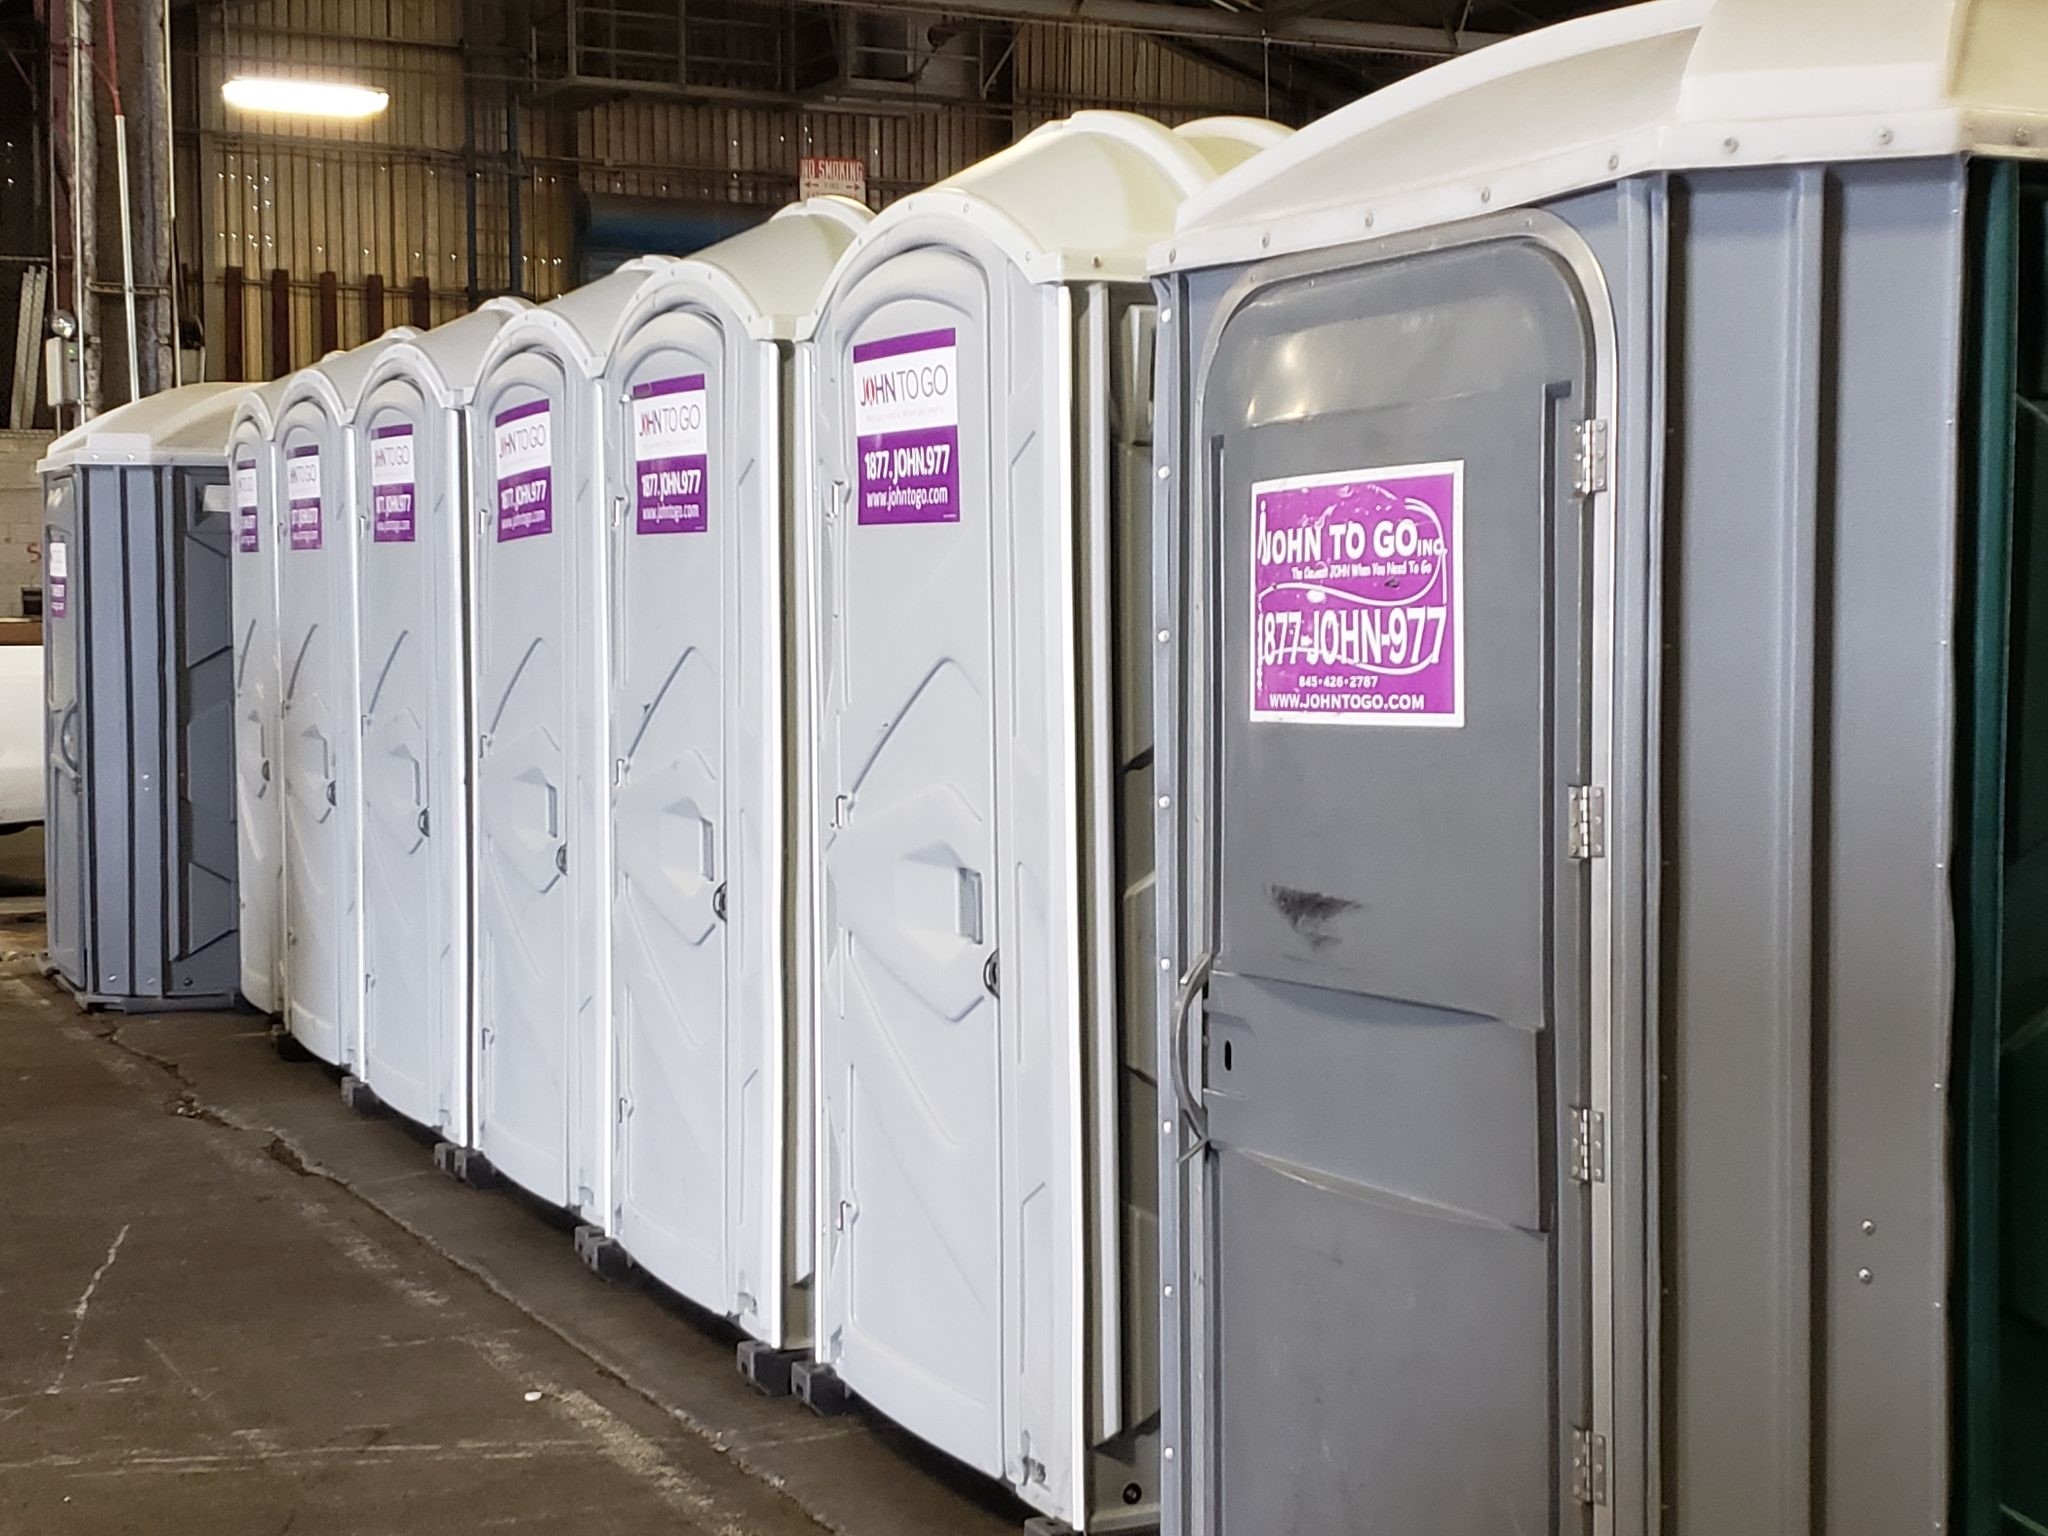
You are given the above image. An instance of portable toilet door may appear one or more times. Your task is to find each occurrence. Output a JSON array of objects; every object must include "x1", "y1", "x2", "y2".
[
  {"x1": 800, "y1": 114, "x2": 1280, "y2": 1529},
  {"x1": 274, "y1": 332, "x2": 414, "y2": 1066},
  {"x1": 1149, "y1": 2, "x2": 2048, "y2": 1533},
  {"x1": 36, "y1": 382, "x2": 248, "y2": 1008},
  {"x1": 229, "y1": 382, "x2": 286, "y2": 1016},
  {"x1": 468, "y1": 274, "x2": 650, "y2": 1214},
  {"x1": 350, "y1": 299, "x2": 524, "y2": 1138},
  {"x1": 601, "y1": 198, "x2": 868, "y2": 1349}
]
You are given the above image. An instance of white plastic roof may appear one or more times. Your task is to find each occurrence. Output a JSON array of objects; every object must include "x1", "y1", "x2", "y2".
[
  {"x1": 277, "y1": 327, "x2": 420, "y2": 422},
  {"x1": 479, "y1": 258, "x2": 667, "y2": 382},
  {"x1": 39, "y1": 381, "x2": 250, "y2": 471},
  {"x1": 809, "y1": 111, "x2": 1291, "y2": 300},
  {"x1": 1163, "y1": 0, "x2": 2048, "y2": 271},
  {"x1": 670, "y1": 197, "x2": 874, "y2": 341},
  {"x1": 228, "y1": 378, "x2": 287, "y2": 454},
  {"x1": 352, "y1": 297, "x2": 528, "y2": 416}
]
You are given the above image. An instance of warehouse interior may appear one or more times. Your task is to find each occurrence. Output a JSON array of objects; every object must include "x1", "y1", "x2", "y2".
[{"x1": 7, "y1": 3, "x2": 2048, "y2": 1536}]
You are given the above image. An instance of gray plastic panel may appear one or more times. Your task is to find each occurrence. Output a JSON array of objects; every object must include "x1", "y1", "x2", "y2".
[
  {"x1": 1162, "y1": 227, "x2": 1596, "y2": 1536},
  {"x1": 42, "y1": 471, "x2": 84, "y2": 987}
]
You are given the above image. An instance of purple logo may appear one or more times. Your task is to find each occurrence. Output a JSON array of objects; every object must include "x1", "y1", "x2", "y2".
[
  {"x1": 286, "y1": 443, "x2": 323, "y2": 551},
  {"x1": 632, "y1": 374, "x2": 709, "y2": 535},
  {"x1": 1250, "y1": 462, "x2": 1465, "y2": 726},
  {"x1": 370, "y1": 422, "x2": 417, "y2": 543},
  {"x1": 494, "y1": 398, "x2": 553, "y2": 542},
  {"x1": 852, "y1": 328, "x2": 959, "y2": 526}
]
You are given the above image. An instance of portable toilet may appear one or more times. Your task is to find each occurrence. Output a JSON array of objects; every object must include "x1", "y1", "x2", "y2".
[
  {"x1": 1148, "y1": 2, "x2": 2048, "y2": 1534},
  {"x1": 228, "y1": 381, "x2": 287, "y2": 1017},
  {"x1": 597, "y1": 199, "x2": 868, "y2": 1355},
  {"x1": 37, "y1": 382, "x2": 247, "y2": 1009},
  {"x1": 273, "y1": 330, "x2": 415, "y2": 1066},
  {"x1": 466, "y1": 269, "x2": 673, "y2": 1214},
  {"x1": 796, "y1": 113, "x2": 1284, "y2": 1530},
  {"x1": 346, "y1": 299, "x2": 525, "y2": 1138}
]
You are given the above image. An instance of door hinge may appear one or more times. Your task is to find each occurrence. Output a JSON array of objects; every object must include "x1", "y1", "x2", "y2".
[
  {"x1": 1571, "y1": 1428, "x2": 1609, "y2": 1506},
  {"x1": 1567, "y1": 785, "x2": 1606, "y2": 860},
  {"x1": 1573, "y1": 419, "x2": 1610, "y2": 497},
  {"x1": 1569, "y1": 1107, "x2": 1607, "y2": 1184}
]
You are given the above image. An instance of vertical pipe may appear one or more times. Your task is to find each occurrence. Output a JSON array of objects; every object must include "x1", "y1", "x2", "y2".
[
  {"x1": 115, "y1": 116, "x2": 141, "y2": 401},
  {"x1": 268, "y1": 266, "x2": 289, "y2": 379}
]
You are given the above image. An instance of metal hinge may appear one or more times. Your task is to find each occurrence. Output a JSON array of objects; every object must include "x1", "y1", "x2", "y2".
[
  {"x1": 1573, "y1": 419, "x2": 1610, "y2": 497},
  {"x1": 1569, "y1": 1107, "x2": 1607, "y2": 1184},
  {"x1": 1567, "y1": 785, "x2": 1606, "y2": 860},
  {"x1": 1571, "y1": 1428, "x2": 1609, "y2": 1506}
]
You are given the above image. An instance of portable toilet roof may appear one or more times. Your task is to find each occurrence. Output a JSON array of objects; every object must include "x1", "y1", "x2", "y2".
[
  {"x1": 352, "y1": 298, "x2": 529, "y2": 412},
  {"x1": 39, "y1": 382, "x2": 248, "y2": 471},
  {"x1": 802, "y1": 111, "x2": 1282, "y2": 300},
  {"x1": 277, "y1": 328, "x2": 420, "y2": 418},
  {"x1": 1162, "y1": 0, "x2": 2048, "y2": 270},
  {"x1": 625, "y1": 195, "x2": 872, "y2": 341},
  {"x1": 228, "y1": 378, "x2": 287, "y2": 446},
  {"x1": 485, "y1": 259, "x2": 675, "y2": 380}
]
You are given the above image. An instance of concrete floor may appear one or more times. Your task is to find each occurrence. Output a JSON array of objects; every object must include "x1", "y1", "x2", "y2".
[{"x1": 0, "y1": 830, "x2": 1030, "y2": 1536}]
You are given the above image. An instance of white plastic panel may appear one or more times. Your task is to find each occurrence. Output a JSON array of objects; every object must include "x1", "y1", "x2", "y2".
[
  {"x1": 230, "y1": 406, "x2": 283, "y2": 1015},
  {"x1": 354, "y1": 376, "x2": 468, "y2": 1136},
  {"x1": 809, "y1": 234, "x2": 1085, "y2": 1521},
  {"x1": 469, "y1": 330, "x2": 609, "y2": 1214},
  {"x1": 607, "y1": 310, "x2": 735, "y2": 1318},
  {"x1": 274, "y1": 393, "x2": 362, "y2": 1067}
]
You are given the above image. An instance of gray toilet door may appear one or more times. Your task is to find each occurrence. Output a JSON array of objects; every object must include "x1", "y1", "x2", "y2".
[
  {"x1": 42, "y1": 471, "x2": 85, "y2": 988},
  {"x1": 1190, "y1": 232, "x2": 1596, "y2": 1536}
]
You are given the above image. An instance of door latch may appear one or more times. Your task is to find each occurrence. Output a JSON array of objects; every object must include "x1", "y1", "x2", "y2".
[
  {"x1": 712, "y1": 882, "x2": 727, "y2": 922},
  {"x1": 554, "y1": 843, "x2": 569, "y2": 876},
  {"x1": 416, "y1": 807, "x2": 430, "y2": 838},
  {"x1": 324, "y1": 780, "x2": 337, "y2": 807},
  {"x1": 983, "y1": 950, "x2": 1000, "y2": 998}
]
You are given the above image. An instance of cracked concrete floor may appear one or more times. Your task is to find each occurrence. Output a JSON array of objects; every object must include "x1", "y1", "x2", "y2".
[{"x1": 0, "y1": 882, "x2": 1025, "y2": 1535}]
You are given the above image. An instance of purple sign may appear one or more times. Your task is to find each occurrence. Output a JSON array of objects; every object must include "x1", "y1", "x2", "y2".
[
  {"x1": 493, "y1": 398, "x2": 553, "y2": 542},
  {"x1": 852, "y1": 328, "x2": 959, "y2": 526},
  {"x1": 632, "y1": 374, "x2": 709, "y2": 535},
  {"x1": 1250, "y1": 462, "x2": 1465, "y2": 727},
  {"x1": 48, "y1": 540, "x2": 67, "y2": 620},
  {"x1": 286, "y1": 443, "x2": 323, "y2": 551},
  {"x1": 370, "y1": 422, "x2": 417, "y2": 543},
  {"x1": 235, "y1": 458, "x2": 261, "y2": 553}
]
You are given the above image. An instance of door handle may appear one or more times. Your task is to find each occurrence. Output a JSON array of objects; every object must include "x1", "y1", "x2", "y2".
[
  {"x1": 324, "y1": 780, "x2": 337, "y2": 807},
  {"x1": 711, "y1": 881, "x2": 727, "y2": 922},
  {"x1": 554, "y1": 842, "x2": 568, "y2": 876},
  {"x1": 416, "y1": 807, "x2": 430, "y2": 837},
  {"x1": 1169, "y1": 950, "x2": 1214, "y2": 1160},
  {"x1": 983, "y1": 949, "x2": 1000, "y2": 998}
]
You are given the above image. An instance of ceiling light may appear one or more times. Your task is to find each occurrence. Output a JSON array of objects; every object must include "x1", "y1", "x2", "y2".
[{"x1": 221, "y1": 77, "x2": 390, "y2": 120}]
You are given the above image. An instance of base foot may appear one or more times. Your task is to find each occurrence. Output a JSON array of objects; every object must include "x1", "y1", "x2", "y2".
[
  {"x1": 270, "y1": 1023, "x2": 314, "y2": 1063},
  {"x1": 339, "y1": 1074, "x2": 385, "y2": 1116},
  {"x1": 432, "y1": 1141, "x2": 496, "y2": 1189},
  {"x1": 573, "y1": 1223, "x2": 632, "y2": 1281},
  {"x1": 736, "y1": 1341, "x2": 806, "y2": 1398},
  {"x1": 791, "y1": 1359, "x2": 853, "y2": 1417}
]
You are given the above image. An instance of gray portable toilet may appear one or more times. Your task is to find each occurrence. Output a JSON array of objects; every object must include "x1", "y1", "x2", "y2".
[
  {"x1": 273, "y1": 331, "x2": 415, "y2": 1067},
  {"x1": 1149, "y1": 2, "x2": 2048, "y2": 1534},
  {"x1": 37, "y1": 383, "x2": 248, "y2": 1009},
  {"x1": 346, "y1": 299, "x2": 524, "y2": 1138},
  {"x1": 229, "y1": 381, "x2": 287, "y2": 1016},
  {"x1": 467, "y1": 271, "x2": 668, "y2": 1214},
  {"x1": 598, "y1": 199, "x2": 868, "y2": 1353},
  {"x1": 797, "y1": 113, "x2": 1283, "y2": 1530}
]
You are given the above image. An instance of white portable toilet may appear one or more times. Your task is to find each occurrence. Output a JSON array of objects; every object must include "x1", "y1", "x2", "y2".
[
  {"x1": 346, "y1": 299, "x2": 525, "y2": 1137},
  {"x1": 595, "y1": 198, "x2": 869, "y2": 1358},
  {"x1": 228, "y1": 380, "x2": 287, "y2": 1016},
  {"x1": 796, "y1": 114, "x2": 1284, "y2": 1530},
  {"x1": 272, "y1": 330, "x2": 415, "y2": 1066},
  {"x1": 467, "y1": 266, "x2": 679, "y2": 1213}
]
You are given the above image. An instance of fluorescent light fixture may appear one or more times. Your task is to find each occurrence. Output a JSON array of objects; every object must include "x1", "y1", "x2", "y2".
[{"x1": 221, "y1": 76, "x2": 390, "y2": 120}]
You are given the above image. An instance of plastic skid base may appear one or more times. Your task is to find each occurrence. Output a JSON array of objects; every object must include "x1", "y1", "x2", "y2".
[
  {"x1": 270, "y1": 1023, "x2": 314, "y2": 1062},
  {"x1": 1023, "y1": 1521, "x2": 1079, "y2": 1536},
  {"x1": 791, "y1": 1359, "x2": 853, "y2": 1417},
  {"x1": 573, "y1": 1223, "x2": 632, "y2": 1281},
  {"x1": 432, "y1": 1141, "x2": 497, "y2": 1188},
  {"x1": 736, "y1": 1341, "x2": 805, "y2": 1398},
  {"x1": 339, "y1": 1075, "x2": 386, "y2": 1116}
]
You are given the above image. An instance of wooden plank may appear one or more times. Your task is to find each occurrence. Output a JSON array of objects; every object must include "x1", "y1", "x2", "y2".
[
  {"x1": 318, "y1": 271, "x2": 340, "y2": 355},
  {"x1": 223, "y1": 265, "x2": 245, "y2": 381},
  {"x1": 409, "y1": 276, "x2": 432, "y2": 330},
  {"x1": 269, "y1": 268, "x2": 291, "y2": 379},
  {"x1": 364, "y1": 274, "x2": 386, "y2": 341}
]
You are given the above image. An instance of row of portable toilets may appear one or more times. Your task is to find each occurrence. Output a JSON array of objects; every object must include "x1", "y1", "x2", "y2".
[{"x1": 35, "y1": 2, "x2": 2048, "y2": 1532}]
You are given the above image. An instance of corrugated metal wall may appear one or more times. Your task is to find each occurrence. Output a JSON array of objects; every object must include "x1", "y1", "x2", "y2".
[{"x1": 186, "y1": 0, "x2": 1282, "y2": 380}]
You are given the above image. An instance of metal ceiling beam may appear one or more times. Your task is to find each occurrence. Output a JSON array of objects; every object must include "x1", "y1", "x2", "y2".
[{"x1": 802, "y1": 0, "x2": 1506, "y2": 57}]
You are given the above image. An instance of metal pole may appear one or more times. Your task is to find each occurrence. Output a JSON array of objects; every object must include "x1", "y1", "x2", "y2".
[{"x1": 115, "y1": 113, "x2": 141, "y2": 402}]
